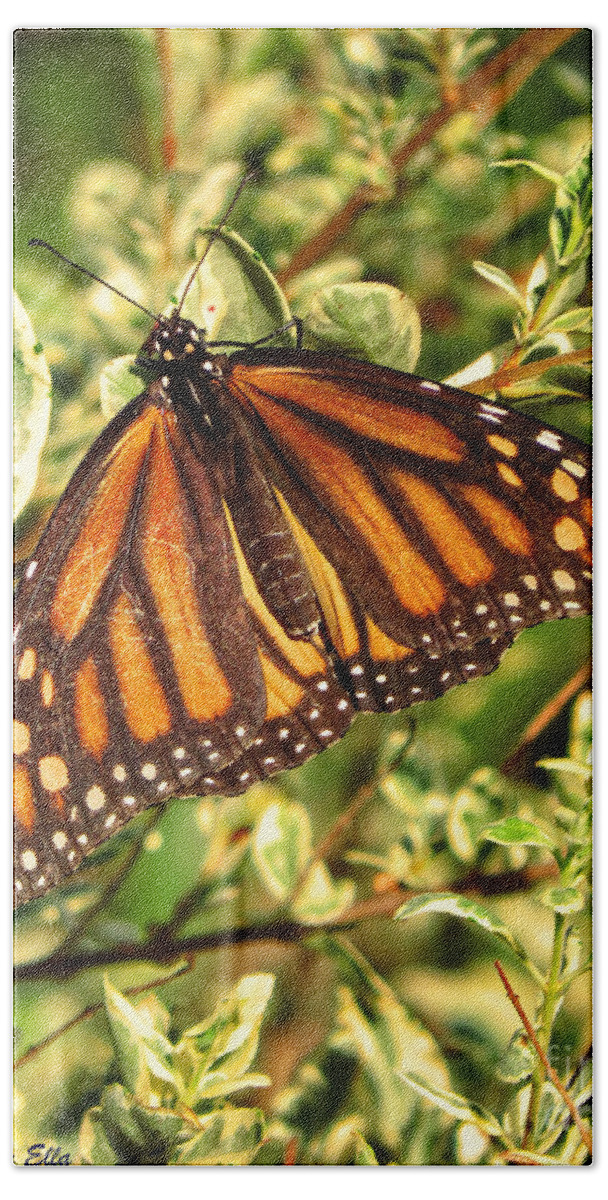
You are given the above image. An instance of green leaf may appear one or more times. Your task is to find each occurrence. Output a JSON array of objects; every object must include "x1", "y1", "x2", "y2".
[
  {"x1": 175, "y1": 1107, "x2": 265, "y2": 1165},
  {"x1": 313, "y1": 1118, "x2": 379, "y2": 1165},
  {"x1": 543, "y1": 306, "x2": 592, "y2": 334},
  {"x1": 550, "y1": 145, "x2": 592, "y2": 266},
  {"x1": 532, "y1": 262, "x2": 588, "y2": 329},
  {"x1": 444, "y1": 344, "x2": 507, "y2": 389},
  {"x1": 473, "y1": 261, "x2": 524, "y2": 307},
  {"x1": 353, "y1": 1133, "x2": 379, "y2": 1165},
  {"x1": 305, "y1": 281, "x2": 421, "y2": 371},
  {"x1": 493, "y1": 157, "x2": 563, "y2": 187},
  {"x1": 13, "y1": 293, "x2": 52, "y2": 518},
  {"x1": 78, "y1": 1107, "x2": 120, "y2": 1166},
  {"x1": 496, "y1": 1033, "x2": 534, "y2": 1084},
  {"x1": 291, "y1": 861, "x2": 355, "y2": 925},
  {"x1": 395, "y1": 893, "x2": 540, "y2": 978},
  {"x1": 539, "y1": 884, "x2": 585, "y2": 914},
  {"x1": 78, "y1": 1084, "x2": 184, "y2": 1166},
  {"x1": 103, "y1": 979, "x2": 175, "y2": 1102},
  {"x1": 178, "y1": 227, "x2": 293, "y2": 348},
  {"x1": 537, "y1": 757, "x2": 591, "y2": 781},
  {"x1": 446, "y1": 787, "x2": 485, "y2": 861},
  {"x1": 100, "y1": 354, "x2": 141, "y2": 419},
  {"x1": 480, "y1": 817, "x2": 556, "y2": 849},
  {"x1": 456, "y1": 1122, "x2": 490, "y2": 1164},
  {"x1": 533, "y1": 1082, "x2": 572, "y2": 1154},
  {"x1": 252, "y1": 800, "x2": 311, "y2": 900},
  {"x1": 181, "y1": 973, "x2": 274, "y2": 1102},
  {"x1": 399, "y1": 1075, "x2": 504, "y2": 1139},
  {"x1": 321, "y1": 936, "x2": 450, "y2": 1149}
]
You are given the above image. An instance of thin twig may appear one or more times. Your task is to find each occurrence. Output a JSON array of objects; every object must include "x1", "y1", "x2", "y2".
[
  {"x1": 14, "y1": 863, "x2": 554, "y2": 985},
  {"x1": 459, "y1": 348, "x2": 592, "y2": 396},
  {"x1": 15, "y1": 958, "x2": 194, "y2": 1070},
  {"x1": 494, "y1": 959, "x2": 592, "y2": 1156},
  {"x1": 154, "y1": 28, "x2": 176, "y2": 275},
  {"x1": 155, "y1": 28, "x2": 176, "y2": 173},
  {"x1": 278, "y1": 29, "x2": 577, "y2": 285},
  {"x1": 502, "y1": 665, "x2": 591, "y2": 776}
]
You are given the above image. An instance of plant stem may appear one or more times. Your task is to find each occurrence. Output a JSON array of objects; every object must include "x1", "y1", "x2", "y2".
[
  {"x1": 495, "y1": 958, "x2": 591, "y2": 1155},
  {"x1": 523, "y1": 910, "x2": 569, "y2": 1146}
]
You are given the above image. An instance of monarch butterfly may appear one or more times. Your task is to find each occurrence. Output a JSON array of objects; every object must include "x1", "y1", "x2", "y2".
[{"x1": 14, "y1": 217, "x2": 591, "y2": 906}]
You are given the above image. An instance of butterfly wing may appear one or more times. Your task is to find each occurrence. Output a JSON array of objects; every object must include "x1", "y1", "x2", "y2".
[
  {"x1": 14, "y1": 343, "x2": 591, "y2": 904},
  {"x1": 222, "y1": 348, "x2": 591, "y2": 712},
  {"x1": 14, "y1": 383, "x2": 269, "y2": 901}
]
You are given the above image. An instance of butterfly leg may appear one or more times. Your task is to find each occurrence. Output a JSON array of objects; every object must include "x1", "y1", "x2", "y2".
[{"x1": 208, "y1": 316, "x2": 303, "y2": 351}]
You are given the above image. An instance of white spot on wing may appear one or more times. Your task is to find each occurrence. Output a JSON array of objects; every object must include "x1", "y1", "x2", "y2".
[{"x1": 536, "y1": 430, "x2": 562, "y2": 451}]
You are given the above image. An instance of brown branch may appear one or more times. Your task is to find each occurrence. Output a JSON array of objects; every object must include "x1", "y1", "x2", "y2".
[
  {"x1": 155, "y1": 28, "x2": 177, "y2": 172},
  {"x1": 15, "y1": 958, "x2": 194, "y2": 1070},
  {"x1": 154, "y1": 28, "x2": 177, "y2": 276},
  {"x1": 14, "y1": 862, "x2": 555, "y2": 986},
  {"x1": 494, "y1": 959, "x2": 592, "y2": 1156},
  {"x1": 278, "y1": 29, "x2": 578, "y2": 285},
  {"x1": 460, "y1": 348, "x2": 592, "y2": 396}
]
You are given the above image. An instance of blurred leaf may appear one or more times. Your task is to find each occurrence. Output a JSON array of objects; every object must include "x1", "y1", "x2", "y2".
[
  {"x1": 291, "y1": 861, "x2": 355, "y2": 925},
  {"x1": 252, "y1": 800, "x2": 311, "y2": 900},
  {"x1": 175, "y1": 1107, "x2": 265, "y2": 1165},
  {"x1": 480, "y1": 817, "x2": 556, "y2": 849},
  {"x1": 399, "y1": 1075, "x2": 503, "y2": 1140},
  {"x1": 395, "y1": 893, "x2": 540, "y2": 979},
  {"x1": 497, "y1": 1032, "x2": 535, "y2": 1084},
  {"x1": 539, "y1": 884, "x2": 585, "y2": 914},
  {"x1": 306, "y1": 281, "x2": 421, "y2": 370},
  {"x1": 313, "y1": 1118, "x2": 379, "y2": 1164},
  {"x1": 550, "y1": 145, "x2": 592, "y2": 266},
  {"x1": 537, "y1": 757, "x2": 591, "y2": 781},
  {"x1": 103, "y1": 979, "x2": 175, "y2": 1102},
  {"x1": 78, "y1": 1083, "x2": 184, "y2": 1166},
  {"x1": 322, "y1": 936, "x2": 450, "y2": 1149},
  {"x1": 543, "y1": 306, "x2": 591, "y2": 334},
  {"x1": 13, "y1": 294, "x2": 52, "y2": 518},
  {"x1": 180, "y1": 973, "x2": 274, "y2": 1102},
  {"x1": 100, "y1": 354, "x2": 140, "y2": 418}
]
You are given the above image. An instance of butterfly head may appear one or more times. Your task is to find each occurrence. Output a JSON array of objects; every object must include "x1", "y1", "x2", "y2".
[{"x1": 141, "y1": 311, "x2": 210, "y2": 369}]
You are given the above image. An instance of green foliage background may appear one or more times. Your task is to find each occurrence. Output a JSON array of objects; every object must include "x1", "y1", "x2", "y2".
[{"x1": 14, "y1": 28, "x2": 591, "y2": 1166}]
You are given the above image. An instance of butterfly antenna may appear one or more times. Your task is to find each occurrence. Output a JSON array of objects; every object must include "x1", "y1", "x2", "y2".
[
  {"x1": 176, "y1": 170, "x2": 257, "y2": 314},
  {"x1": 28, "y1": 239, "x2": 158, "y2": 320}
]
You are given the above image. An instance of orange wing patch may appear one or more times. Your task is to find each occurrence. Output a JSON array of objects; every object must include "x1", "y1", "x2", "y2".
[
  {"x1": 74, "y1": 658, "x2": 109, "y2": 760},
  {"x1": 459, "y1": 485, "x2": 533, "y2": 556},
  {"x1": 51, "y1": 407, "x2": 159, "y2": 642},
  {"x1": 274, "y1": 493, "x2": 360, "y2": 658},
  {"x1": 365, "y1": 616, "x2": 414, "y2": 662},
  {"x1": 225, "y1": 508, "x2": 327, "y2": 678},
  {"x1": 390, "y1": 472, "x2": 495, "y2": 586},
  {"x1": 259, "y1": 652, "x2": 305, "y2": 720},
  {"x1": 139, "y1": 423, "x2": 232, "y2": 722},
  {"x1": 233, "y1": 367, "x2": 465, "y2": 461},
  {"x1": 237, "y1": 400, "x2": 446, "y2": 617},
  {"x1": 14, "y1": 764, "x2": 35, "y2": 832},
  {"x1": 109, "y1": 592, "x2": 172, "y2": 742}
]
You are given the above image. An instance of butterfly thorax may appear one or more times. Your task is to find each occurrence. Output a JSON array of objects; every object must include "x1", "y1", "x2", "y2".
[{"x1": 138, "y1": 312, "x2": 227, "y2": 386}]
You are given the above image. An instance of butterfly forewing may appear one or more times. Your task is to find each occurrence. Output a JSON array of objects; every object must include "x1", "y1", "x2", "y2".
[
  {"x1": 14, "y1": 323, "x2": 591, "y2": 906},
  {"x1": 227, "y1": 350, "x2": 591, "y2": 654},
  {"x1": 14, "y1": 381, "x2": 268, "y2": 901}
]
